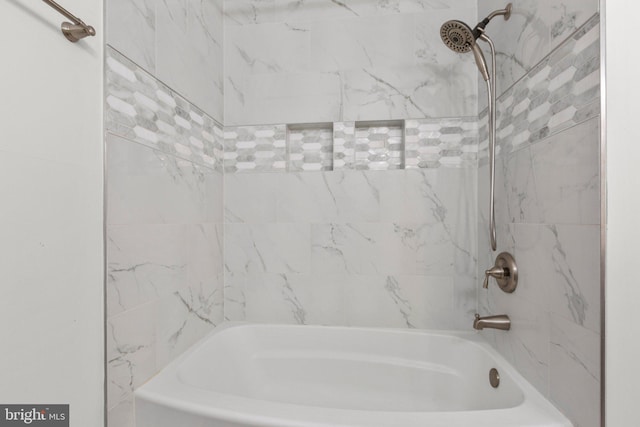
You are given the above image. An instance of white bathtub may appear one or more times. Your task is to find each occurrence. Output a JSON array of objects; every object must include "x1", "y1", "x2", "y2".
[{"x1": 135, "y1": 323, "x2": 572, "y2": 427}]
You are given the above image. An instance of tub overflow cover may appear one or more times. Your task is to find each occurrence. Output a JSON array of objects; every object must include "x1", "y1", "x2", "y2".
[{"x1": 489, "y1": 368, "x2": 500, "y2": 388}]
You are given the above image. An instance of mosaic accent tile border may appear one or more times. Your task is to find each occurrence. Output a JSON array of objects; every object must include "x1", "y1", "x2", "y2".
[
  {"x1": 333, "y1": 122, "x2": 356, "y2": 171},
  {"x1": 224, "y1": 125, "x2": 287, "y2": 173},
  {"x1": 405, "y1": 118, "x2": 478, "y2": 169},
  {"x1": 105, "y1": 47, "x2": 224, "y2": 171},
  {"x1": 288, "y1": 125, "x2": 334, "y2": 172},
  {"x1": 225, "y1": 117, "x2": 481, "y2": 173},
  {"x1": 479, "y1": 14, "x2": 600, "y2": 161}
]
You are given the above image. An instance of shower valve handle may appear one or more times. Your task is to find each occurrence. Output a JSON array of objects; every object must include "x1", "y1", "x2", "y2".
[
  {"x1": 483, "y1": 266, "x2": 506, "y2": 288},
  {"x1": 482, "y1": 252, "x2": 518, "y2": 293}
]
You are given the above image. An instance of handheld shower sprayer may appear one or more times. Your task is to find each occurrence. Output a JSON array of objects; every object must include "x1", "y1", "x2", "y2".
[
  {"x1": 439, "y1": 3, "x2": 511, "y2": 80},
  {"x1": 439, "y1": 20, "x2": 490, "y2": 81},
  {"x1": 439, "y1": 4, "x2": 512, "y2": 252}
]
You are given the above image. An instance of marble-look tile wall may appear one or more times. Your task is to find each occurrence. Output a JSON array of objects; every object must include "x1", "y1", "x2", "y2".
[
  {"x1": 224, "y1": 168, "x2": 477, "y2": 330},
  {"x1": 477, "y1": 15, "x2": 601, "y2": 427},
  {"x1": 477, "y1": 0, "x2": 599, "y2": 111},
  {"x1": 224, "y1": 0, "x2": 478, "y2": 125},
  {"x1": 107, "y1": 0, "x2": 224, "y2": 121},
  {"x1": 105, "y1": 50, "x2": 224, "y2": 427}
]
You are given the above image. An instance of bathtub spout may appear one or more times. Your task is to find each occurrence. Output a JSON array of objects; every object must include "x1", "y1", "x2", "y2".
[{"x1": 473, "y1": 314, "x2": 510, "y2": 331}]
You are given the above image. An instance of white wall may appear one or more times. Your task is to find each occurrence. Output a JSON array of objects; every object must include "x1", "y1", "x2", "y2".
[
  {"x1": 0, "y1": 1, "x2": 104, "y2": 426},
  {"x1": 605, "y1": 1, "x2": 640, "y2": 425}
]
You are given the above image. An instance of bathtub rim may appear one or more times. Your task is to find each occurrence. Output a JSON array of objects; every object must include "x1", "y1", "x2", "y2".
[{"x1": 135, "y1": 322, "x2": 572, "y2": 427}]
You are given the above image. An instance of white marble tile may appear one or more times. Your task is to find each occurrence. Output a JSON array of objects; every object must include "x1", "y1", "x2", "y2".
[
  {"x1": 308, "y1": 14, "x2": 415, "y2": 74},
  {"x1": 484, "y1": 292, "x2": 551, "y2": 396},
  {"x1": 204, "y1": 169, "x2": 224, "y2": 224},
  {"x1": 224, "y1": 173, "x2": 279, "y2": 223},
  {"x1": 226, "y1": 22, "x2": 310, "y2": 75},
  {"x1": 225, "y1": 0, "x2": 277, "y2": 26},
  {"x1": 224, "y1": 223, "x2": 311, "y2": 274},
  {"x1": 228, "y1": 71, "x2": 343, "y2": 126},
  {"x1": 550, "y1": 314, "x2": 601, "y2": 427},
  {"x1": 548, "y1": 0, "x2": 599, "y2": 49},
  {"x1": 310, "y1": 223, "x2": 369, "y2": 275},
  {"x1": 405, "y1": 168, "x2": 470, "y2": 223},
  {"x1": 409, "y1": 168, "x2": 478, "y2": 274},
  {"x1": 154, "y1": 223, "x2": 223, "y2": 366},
  {"x1": 344, "y1": 275, "x2": 456, "y2": 329},
  {"x1": 223, "y1": 273, "x2": 248, "y2": 322},
  {"x1": 107, "y1": 224, "x2": 187, "y2": 317},
  {"x1": 224, "y1": 272, "x2": 320, "y2": 325},
  {"x1": 156, "y1": 0, "x2": 223, "y2": 120},
  {"x1": 107, "y1": 398, "x2": 135, "y2": 427},
  {"x1": 156, "y1": 279, "x2": 223, "y2": 367},
  {"x1": 546, "y1": 224, "x2": 600, "y2": 333},
  {"x1": 413, "y1": 223, "x2": 459, "y2": 275},
  {"x1": 311, "y1": 223, "x2": 419, "y2": 275},
  {"x1": 504, "y1": 147, "x2": 543, "y2": 224},
  {"x1": 107, "y1": 135, "x2": 213, "y2": 225},
  {"x1": 276, "y1": 172, "x2": 340, "y2": 223},
  {"x1": 106, "y1": 0, "x2": 156, "y2": 72},
  {"x1": 452, "y1": 271, "x2": 481, "y2": 331},
  {"x1": 478, "y1": 0, "x2": 551, "y2": 101},
  {"x1": 342, "y1": 64, "x2": 476, "y2": 121},
  {"x1": 224, "y1": 0, "x2": 478, "y2": 124},
  {"x1": 106, "y1": 303, "x2": 157, "y2": 409},
  {"x1": 273, "y1": 0, "x2": 363, "y2": 23},
  {"x1": 284, "y1": 274, "x2": 347, "y2": 325},
  {"x1": 225, "y1": 273, "x2": 464, "y2": 329},
  {"x1": 530, "y1": 118, "x2": 600, "y2": 225},
  {"x1": 320, "y1": 171, "x2": 385, "y2": 222},
  {"x1": 187, "y1": 223, "x2": 224, "y2": 288},
  {"x1": 270, "y1": 0, "x2": 472, "y2": 24},
  {"x1": 225, "y1": 272, "x2": 349, "y2": 325},
  {"x1": 231, "y1": 171, "x2": 412, "y2": 225},
  {"x1": 514, "y1": 224, "x2": 600, "y2": 334}
]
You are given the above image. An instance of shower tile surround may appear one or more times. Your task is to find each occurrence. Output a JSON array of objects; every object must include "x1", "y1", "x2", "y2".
[
  {"x1": 477, "y1": 13, "x2": 601, "y2": 427},
  {"x1": 102, "y1": 2, "x2": 602, "y2": 427},
  {"x1": 104, "y1": 46, "x2": 225, "y2": 425},
  {"x1": 223, "y1": 117, "x2": 479, "y2": 329}
]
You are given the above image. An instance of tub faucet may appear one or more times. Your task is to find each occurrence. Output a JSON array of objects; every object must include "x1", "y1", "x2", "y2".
[{"x1": 473, "y1": 314, "x2": 510, "y2": 331}]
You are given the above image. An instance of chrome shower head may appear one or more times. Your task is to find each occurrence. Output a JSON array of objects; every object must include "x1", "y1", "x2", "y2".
[{"x1": 440, "y1": 20, "x2": 476, "y2": 53}]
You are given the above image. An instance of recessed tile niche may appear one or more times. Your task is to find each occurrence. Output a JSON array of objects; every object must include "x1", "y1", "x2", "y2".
[
  {"x1": 354, "y1": 121, "x2": 405, "y2": 170},
  {"x1": 286, "y1": 120, "x2": 406, "y2": 172}
]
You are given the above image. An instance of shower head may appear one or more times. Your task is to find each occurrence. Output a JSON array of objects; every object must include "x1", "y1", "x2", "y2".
[
  {"x1": 439, "y1": 3, "x2": 512, "y2": 82},
  {"x1": 440, "y1": 20, "x2": 490, "y2": 81},
  {"x1": 440, "y1": 20, "x2": 476, "y2": 53}
]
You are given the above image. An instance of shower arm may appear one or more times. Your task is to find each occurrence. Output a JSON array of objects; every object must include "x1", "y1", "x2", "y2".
[{"x1": 479, "y1": 31, "x2": 498, "y2": 251}]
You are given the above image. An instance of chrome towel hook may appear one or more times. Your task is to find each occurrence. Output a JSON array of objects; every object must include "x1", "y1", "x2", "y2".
[{"x1": 41, "y1": 0, "x2": 96, "y2": 42}]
